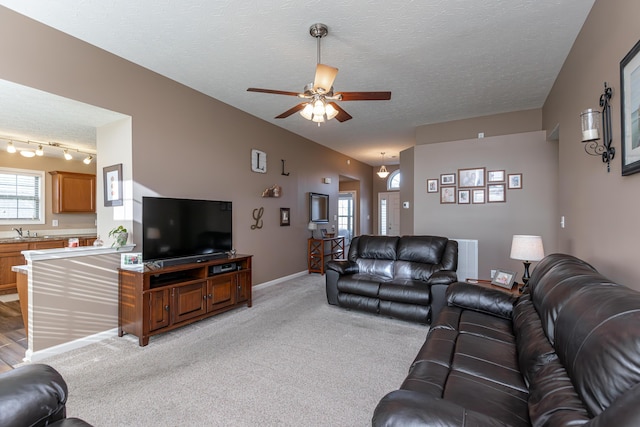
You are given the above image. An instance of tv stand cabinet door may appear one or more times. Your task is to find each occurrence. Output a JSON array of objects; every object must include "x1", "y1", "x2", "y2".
[
  {"x1": 148, "y1": 288, "x2": 170, "y2": 332},
  {"x1": 207, "y1": 275, "x2": 235, "y2": 312},
  {"x1": 236, "y1": 270, "x2": 252, "y2": 307},
  {"x1": 172, "y1": 281, "x2": 207, "y2": 324}
]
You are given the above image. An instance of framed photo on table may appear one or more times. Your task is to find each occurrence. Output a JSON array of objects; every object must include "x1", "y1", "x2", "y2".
[
  {"x1": 103, "y1": 164, "x2": 123, "y2": 207},
  {"x1": 491, "y1": 269, "x2": 516, "y2": 289},
  {"x1": 621, "y1": 39, "x2": 640, "y2": 175}
]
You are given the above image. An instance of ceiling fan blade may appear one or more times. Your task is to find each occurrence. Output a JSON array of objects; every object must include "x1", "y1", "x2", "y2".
[
  {"x1": 313, "y1": 64, "x2": 339, "y2": 93},
  {"x1": 275, "y1": 103, "x2": 307, "y2": 119},
  {"x1": 338, "y1": 91, "x2": 392, "y2": 101},
  {"x1": 328, "y1": 102, "x2": 352, "y2": 122},
  {"x1": 247, "y1": 88, "x2": 301, "y2": 97}
]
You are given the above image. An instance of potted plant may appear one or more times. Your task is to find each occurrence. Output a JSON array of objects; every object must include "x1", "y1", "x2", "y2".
[{"x1": 108, "y1": 225, "x2": 128, "y2": 249}]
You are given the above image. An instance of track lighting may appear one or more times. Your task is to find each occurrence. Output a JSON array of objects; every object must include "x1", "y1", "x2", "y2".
[{"x1": 2, "y1": 136, "x2": 95, "y2": 163}]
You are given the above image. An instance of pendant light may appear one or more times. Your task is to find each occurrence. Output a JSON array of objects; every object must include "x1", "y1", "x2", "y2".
[{"x1": 377, "y1": 152, "x2": 389, "y2": 178}]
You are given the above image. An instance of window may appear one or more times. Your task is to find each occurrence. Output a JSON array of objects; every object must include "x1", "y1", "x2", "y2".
[
  {"x1": 387, "y1": 169, "x2": 400, "y2": 190},
  {"x1": 0, "y1": 167, "x2": 45, "y2": 225}
]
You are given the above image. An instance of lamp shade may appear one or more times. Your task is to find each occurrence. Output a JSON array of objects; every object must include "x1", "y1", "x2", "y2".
[
  {"x1": 510, "y1": 235, "x2": 544, "y2": 262},
  {"x1": 307, "y1": 221, "x2": 318, "y2": 231}
]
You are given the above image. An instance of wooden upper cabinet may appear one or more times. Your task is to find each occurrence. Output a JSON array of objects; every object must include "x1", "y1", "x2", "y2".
[{"x1": 49, "y1": 171, "x2": 96, "y2": 213}]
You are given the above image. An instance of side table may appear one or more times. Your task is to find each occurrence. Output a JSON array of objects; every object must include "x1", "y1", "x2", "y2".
[
  {"x1": 465, "y1": 278, "x2": 522, "y2": 297},
  {"x1": 308, "y1": 236, "x2": 345, "y2": 275}
]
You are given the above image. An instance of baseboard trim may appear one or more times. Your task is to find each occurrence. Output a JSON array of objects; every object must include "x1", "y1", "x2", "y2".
[
  {"x1": 24, "y1": 328, "x2": 119, "y2": 363},
  {"x1": 254, "y1": 270, "x2": 308, "y2": 289}
]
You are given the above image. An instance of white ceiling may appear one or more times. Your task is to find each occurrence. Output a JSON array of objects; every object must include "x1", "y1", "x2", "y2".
[{"x1": 0, "y1": 1, "x2": 595, "y2": 166}]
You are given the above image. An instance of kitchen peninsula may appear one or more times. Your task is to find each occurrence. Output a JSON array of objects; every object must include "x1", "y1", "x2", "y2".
[{"x1": 17, "y1": 243, "x2": 134, "y2": 362}]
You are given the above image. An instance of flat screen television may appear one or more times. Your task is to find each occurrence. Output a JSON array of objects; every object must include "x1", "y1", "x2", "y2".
[{"x1": 143, "y1": 196, "x2": 232, "y2": 265}]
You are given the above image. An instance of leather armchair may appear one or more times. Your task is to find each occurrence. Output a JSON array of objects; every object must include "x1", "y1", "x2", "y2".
[{"x1": 0, "y1": 364, "x2": 93, "y2": 427}]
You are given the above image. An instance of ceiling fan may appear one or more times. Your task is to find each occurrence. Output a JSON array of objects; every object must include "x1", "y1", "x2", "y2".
[{"x1": 247, "y1": 23, "x2": 391, "y2": 124}]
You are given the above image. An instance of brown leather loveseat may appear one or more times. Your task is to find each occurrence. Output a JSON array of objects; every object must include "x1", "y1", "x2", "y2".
[
  {"x1": 373, "y1": 253, "x2": 640, "y2": 426},
  {"x1": 326, "y1": 235, "x2": 458, "y2": 324}
]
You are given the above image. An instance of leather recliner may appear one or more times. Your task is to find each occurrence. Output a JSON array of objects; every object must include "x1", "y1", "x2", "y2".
[
  {"x1": 326, "y1": 235, "x2": 458, "y2": 324},
  {"x1": 0, "y1": 363, "x2": 93, "y2": 427}
]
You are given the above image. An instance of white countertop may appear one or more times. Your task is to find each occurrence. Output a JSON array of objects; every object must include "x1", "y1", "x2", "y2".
[{"x1": 22, "y1": 244, "x2": 136, "y2": 261}]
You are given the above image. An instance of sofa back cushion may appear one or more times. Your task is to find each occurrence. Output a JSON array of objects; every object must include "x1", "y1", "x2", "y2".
[
  {"x1": 349, "y1": 235, "x2": 399, "y2": 260},
  {"x1": 394, "y1": 236, "x2": 457, "y2": 280}
]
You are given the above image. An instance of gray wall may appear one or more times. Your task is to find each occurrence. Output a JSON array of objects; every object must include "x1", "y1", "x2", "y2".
[
  {"x1": 0, "y1": 7, "x2": 374, "y2": 284},
  {"x1": 406, "y1": 128, "x2": 558, "y2": 280},
  {"x1": 543, "y1": 0, "x2": 640, "y2": 289}
]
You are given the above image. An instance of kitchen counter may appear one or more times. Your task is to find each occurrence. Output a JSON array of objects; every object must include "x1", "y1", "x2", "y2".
[{"x1": 0, "y1": 234, "x2": 96, "y2": 244}]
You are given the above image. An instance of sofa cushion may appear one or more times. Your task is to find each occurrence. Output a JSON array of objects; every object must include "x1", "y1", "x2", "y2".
[
  {"x1": 397, "y1": 235, "x2": 447, "y2": 265},
  {"x1": 354, "y1": 235, "x2": 399, "y2": 260},
  {"x1": 379, "y1": 281, "x2": 431, "y2": 305},
  {"x1": 336, "y1": 293, "x2": 379, "y2": 314},
  {"x1": 393, "y1": 260, "x2": 438, "y2": 281},
  {"x1": 336, "y1": 274, "x2": 383, "y2": 298},
  {"x1": 355, "y1": 259, "x2": 394, "y2": 280},
  {"x1": 379, "y1": 301, "x2": 430, "y2": 323}
]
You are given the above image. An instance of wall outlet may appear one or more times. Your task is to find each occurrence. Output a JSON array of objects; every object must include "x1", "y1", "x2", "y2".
[
  {"x1": 52, "y1": 219, "x2": 59, "y2": 227},
  {"x1": 490, "y1": 269, "x2": 496, "y2": 278}
]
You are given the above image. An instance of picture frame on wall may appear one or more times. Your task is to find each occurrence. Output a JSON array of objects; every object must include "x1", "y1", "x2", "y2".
[
  {"x1": 427, "y1": 179, "x2": 438, "y2": 193},
  {"x1": 280, "y1": 208, "x2": 290, "y2": 226},
  {"x1": 488, "y1": 184, "x2": 506, "y2": 203},
  {"x1": 507, "y1": 173, "x2": 523, "y2": 189},
  {"x1": 620, "y1": 38, "x2": 640, "y2": 175},
  {"x1": 440, "y1": 173, "x2": 456, "y2": 186},
  {"x1": 458, "y1": 167, "x2": 486, "y2": 187},
  {"x1": 440, "y1": 186, "x2": 456, "y2": 204},
  {"x1": 472, "y1": 189, "x2": 485, "y2": 204},
  {"x1": 103, "y1": 163, "x2": 123, "y2": 207},
  {"x1": 458, "y1": 189, "x2": 470, "y2": 204},
  {"x1": 487, "y1": 170, "x2": 505, "y2": 182}
]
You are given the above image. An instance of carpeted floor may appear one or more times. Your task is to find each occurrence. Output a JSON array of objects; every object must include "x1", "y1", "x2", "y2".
[{"x1": 40, "y1": 274, "x2": 428, "y2": 426}]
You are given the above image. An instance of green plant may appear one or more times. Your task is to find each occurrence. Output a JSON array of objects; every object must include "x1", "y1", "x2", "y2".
[{"x1": 108, "y1": 225, "x2": 128, "y2": 248}]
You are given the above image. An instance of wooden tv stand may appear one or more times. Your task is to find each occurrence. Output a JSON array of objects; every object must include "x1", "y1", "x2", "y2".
[{"x1": 118, "y1": 255, "x2": 252, "y2": 346}]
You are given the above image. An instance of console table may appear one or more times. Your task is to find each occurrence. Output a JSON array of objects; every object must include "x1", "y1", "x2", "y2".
[{"x1": 308, "y1": 236, "x2": 345, "y2": 274}]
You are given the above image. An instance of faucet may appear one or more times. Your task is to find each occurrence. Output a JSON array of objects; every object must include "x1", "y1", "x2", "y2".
[{"x1": 12, "y1": 227, "x2": 23, "y2": 238}]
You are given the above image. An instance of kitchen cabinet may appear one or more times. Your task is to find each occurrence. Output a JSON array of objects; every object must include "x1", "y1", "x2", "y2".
[{"x1": 49, "y1": 171, "x2": 96, "y2": 213}]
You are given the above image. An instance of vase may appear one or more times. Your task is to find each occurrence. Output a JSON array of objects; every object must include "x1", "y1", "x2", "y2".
[{"x1": 115, "y1": 232, "x2": 128, "y2": 248}]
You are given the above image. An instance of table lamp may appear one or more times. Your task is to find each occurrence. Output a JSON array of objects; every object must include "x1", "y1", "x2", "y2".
[
  {"x1": 510, "y1": 235, "x2": 544, "y2": 290},
  {"x1": 308, "y1": 221, "x2": 318, "y2": 238}
]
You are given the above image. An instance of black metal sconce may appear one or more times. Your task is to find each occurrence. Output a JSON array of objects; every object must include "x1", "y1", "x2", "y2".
[{"x1": 580, "y1": 82, "x2": 614, "y2": 172}]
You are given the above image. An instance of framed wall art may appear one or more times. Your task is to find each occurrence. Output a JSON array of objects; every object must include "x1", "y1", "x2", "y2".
[
  {"x1": 458, "y1": 189, "x2": 470, "y2": 204},
  {"x1": 488, "y1": 184, "x2": 506, "y2": 203},
  {"x1": 621, "y1": 38, "x2": 640, "y2": 175},
  {"x1": 440, "y1": 173, "x2": 456, "y2": 186},
  {"x1": 427, "y1": 179, "x2": 438, "y2": 193},
  {"x1": 458, "y1": 167, "x2": 485, "y2": 187},
  {"x1": 508, "y1": 173, "x2": 522, "y2": 189},
  {"x1": 280, "y1": 208, "x2": 290, "y2": 226},
  {"x1": 487, "y1": 170, "x2": 505, "y2": 182},
  {"x1": 103, "y1": 163, "x2": 123, "y2": 207},
  {"x1": 472, "y1": 189, "x2": 485, "y2": 204},
  {"x1": 440, "y1": 186, "x2": 456, "y2": 204}
]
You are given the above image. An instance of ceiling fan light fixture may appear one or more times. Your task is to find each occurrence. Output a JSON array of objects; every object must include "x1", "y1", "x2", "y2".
[
  {"x1": 300, "y1": 103, "x2": 313, "y2": 120},
  {"x1": 325, "y1": 103, "x2": 339, "y2": 120},
  {"x1": 312, "y1": 99, "x2": 326, "y2": 116},
  {"x1": 312, "y1": 114, "x2": 325, "y2": 123}
]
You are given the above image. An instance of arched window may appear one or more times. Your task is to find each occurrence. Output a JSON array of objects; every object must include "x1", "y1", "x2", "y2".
[{"x1": 387, "y1": 170, "x2": 400, "y2": 190}]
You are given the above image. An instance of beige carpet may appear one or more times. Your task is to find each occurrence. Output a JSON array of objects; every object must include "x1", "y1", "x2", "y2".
[{"x1": 41, "y1": 274, "x2": 428, "y2": 426}]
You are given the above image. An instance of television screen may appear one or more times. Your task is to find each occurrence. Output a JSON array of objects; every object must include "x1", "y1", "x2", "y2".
[{"x1": 143, "y1": 197, "x2": 232, "y2": 263}]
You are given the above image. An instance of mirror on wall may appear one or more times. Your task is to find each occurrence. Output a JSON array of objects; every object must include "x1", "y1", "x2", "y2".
[{"x1": 309, "y1": 192, "x2": 329, "y2": 223}]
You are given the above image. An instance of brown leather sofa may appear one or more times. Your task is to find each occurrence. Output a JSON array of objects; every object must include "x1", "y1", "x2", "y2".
[
  {"x1": 325, "y1": 235, "x2": 458, "y2": 324},
  {"x1": 373, "y1": 253, "x2": 640, "y2": 426},
  {"x1": 0, "y1": 364, "x2": 93, "y2": 426}
]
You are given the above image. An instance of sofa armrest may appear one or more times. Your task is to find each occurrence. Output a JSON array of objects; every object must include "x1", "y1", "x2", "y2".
[
  {"x1": 426, "y1": 270, "x2": 457, "y2": 286},
  {"x1": 0, "y1": 364, "x2": 68, "y2": 427},
  {"x1": 446, "y1": 282, "x2": 517, "y2": 320},
  {"x1": 326, "y1": 260, "x2": 358, "y2": 275},
  {"x1": 373, "y1": 390, "x2": 512, "y2": 427}
]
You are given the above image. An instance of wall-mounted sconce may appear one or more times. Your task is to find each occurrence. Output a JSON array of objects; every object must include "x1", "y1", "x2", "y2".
[{"x1": 580, "y1": 82, "x2": 614, "y2": 172}]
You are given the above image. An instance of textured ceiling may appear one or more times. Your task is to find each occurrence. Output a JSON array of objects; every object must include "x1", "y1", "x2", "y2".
[{"x1": 0, "y1": 1, "x2": 595, "y2": 165}]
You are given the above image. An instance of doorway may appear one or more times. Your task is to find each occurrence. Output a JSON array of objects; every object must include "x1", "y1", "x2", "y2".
[
  {"x1": 378, "y1": 192, "x2": 400, "y2": 236},
  {"x1": 338, "y1": 191, "x2": 356, "y2": 245}
]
